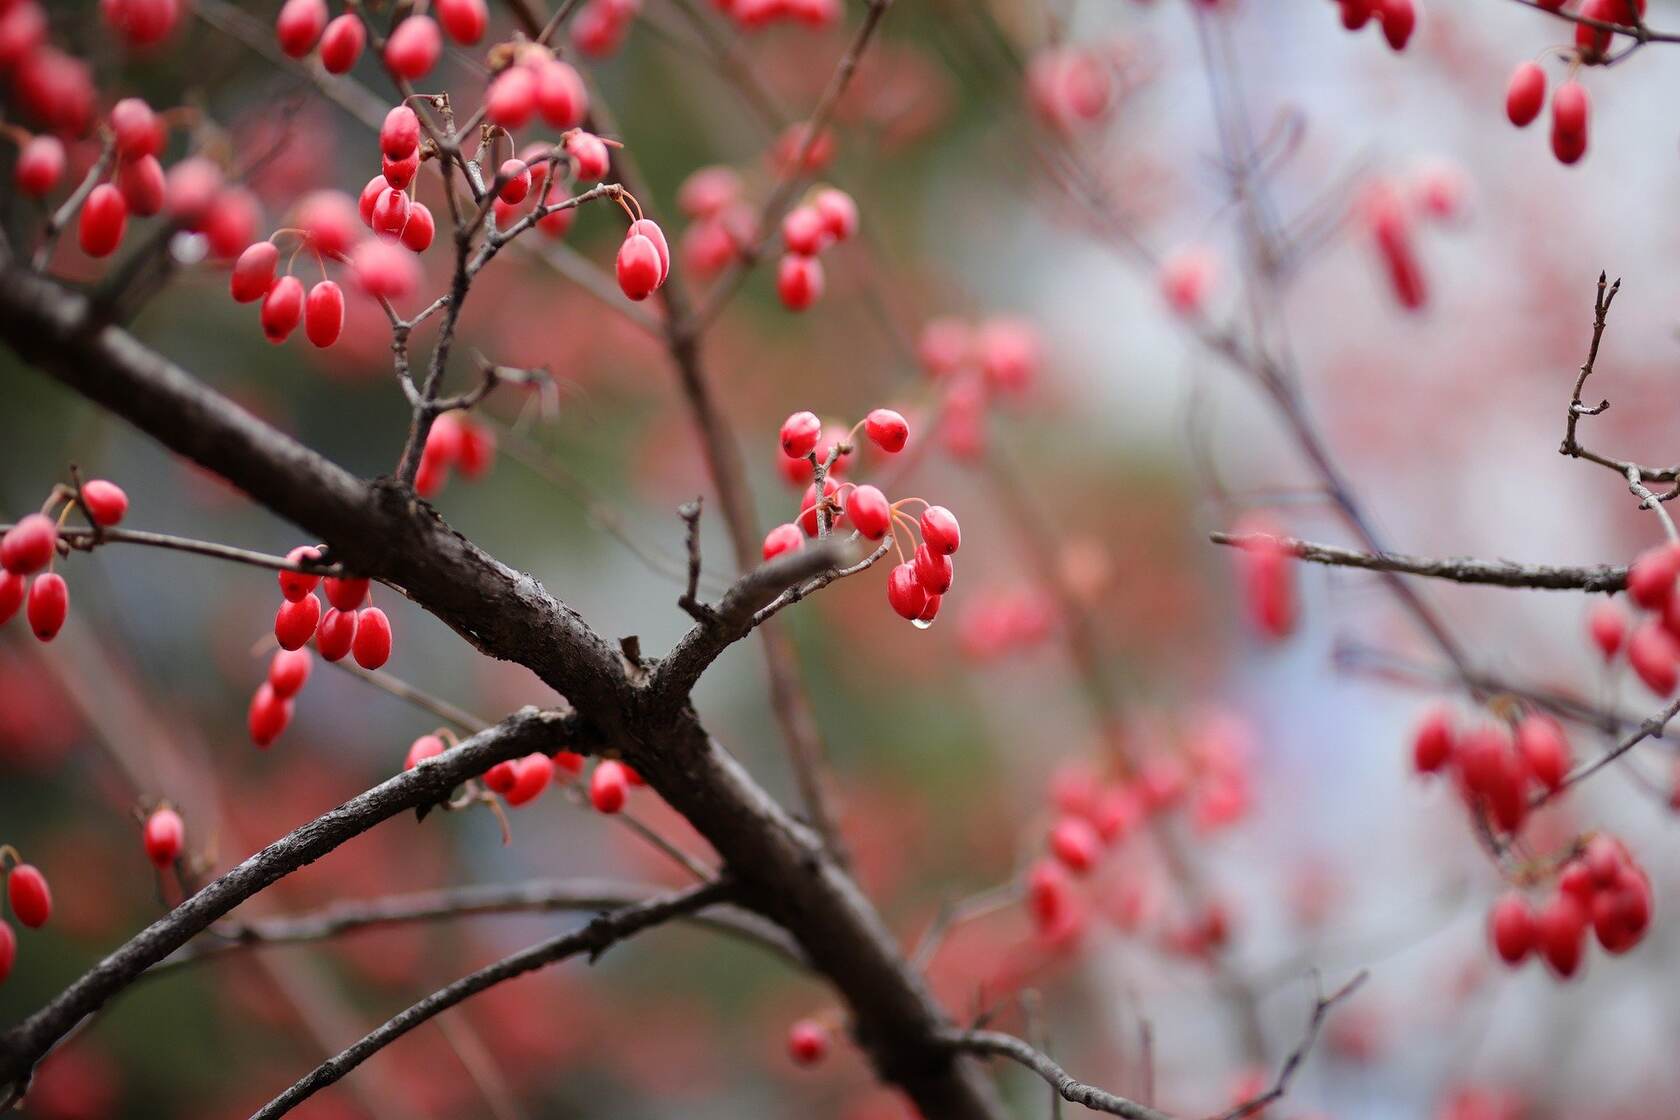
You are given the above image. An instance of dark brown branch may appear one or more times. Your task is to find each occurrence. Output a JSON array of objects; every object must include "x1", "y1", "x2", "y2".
[
  {"x1": 251, "y1": 881, "x2": 731, "y2": 1120},
  {"x1": 0, "y1": 523, "x2": 343, "y2": 578},
  {"x1": 678, "y1": 498, "x2": 714, "y2": 623},
  {"x1": 938, "y1": 1030, "x2": 1174, "y2": 1120},
  {"x1": 1209, "y1": 531, "x2": 1629, "y2": 593}
]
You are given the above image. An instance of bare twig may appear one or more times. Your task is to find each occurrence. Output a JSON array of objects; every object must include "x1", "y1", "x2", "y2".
[{"x1": 0, "y1": 523, "x2": 346, "y2": 578}]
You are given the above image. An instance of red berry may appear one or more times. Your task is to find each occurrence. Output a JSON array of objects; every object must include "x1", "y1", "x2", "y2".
[
  {"x1": 677, "y1": 166, "x2": 740, "y2": 218},
  {"x1": 380, "y1": 106, "x2": 421, "y2": 161},
  {"x1": 0, "y1": 572, "x2": 24, "y2": 625},
  {"x1": 143, "y1": 808, "x2": 184, "y2": 869},
  {"x1": 110, "y1": 98, "x2": 162, "y2": 160},
  {"x1": 0, "y1": 921, "x2": 13, "y2": 986},
  {"x1": 351, "y1": 607, "x2": 393, "y2": 669},
  {"x1": 846, "y1": 484, "x2": 891, "y2": 540},
  {"x1": 319, "y1": 13, "x2": 366, "y2": 72},
  {"x1": 616, "y1": 233, "x2": 663, "y2": 301},
  {"x1": 864, "y1": 408, "x2": 908, "y2": 454},
  {"x1": 763, "y1": 523, "x2": 803, "y2": 561},
  {"x1": 261, "y1": 276, "x2": 305, "y2": 343},
  {"x1": 78, "y1": 183, "x2": 128, "y2": 258},
  {"x1": 798, "y1": 477, "x2": 843, "y2": 536},
  {"x1": 812, "y1": 188, "x2": 858, "y2": 241},
  {"x1": 405, "y1": 734, "x2": 446, "y2": 769},
  {"x1": 202, "y1": 187, "x2": 260, "y2": 260},
  {"x1": 1514, "y1": 715, "x2": 1568, "y2": 792},
  {"x1": 459, "y1": 421, "x2": 496, "y2": 479},
  {"x1": 230, "y1": 241, "x2": 279, "y2": 304},
  {"x1": 1377, "y1": 0, "x2": 1414, "y2": 50},
  {"x1": 275, "y1": 0, "x2": 327, "y2": 57},
  {"x1": 1027, "y1": 858, "x2": 1071, "y2": 931},
  {"x1": 3, "y1": 514, "x2": 58, "y2": 574},
  {"x1": 351, "y1": 238, "x2": 421, "y2": 300},
  {"x1": 1506, "y1": 62, "x2": 1546, "y2": 128},
  {"x1": 248, "y1": 682, "x2": 293, "y2": 747},
  {"x1": 1049, "y1": 815, "x2": 1101, "y2": 874},
  {"x1": 1489, "y1": 892, "x2": 1534, "y2": 965},
  {"x1": 1626, "y1": 544, "x2": 1677, "y2": 609},
  {"x1": 316, "y1": 607, "x2": 357, "y2": 662},
  {"x1": 1537, "y1": 893, "x2": 1587, "y2": 978},
  {"x1": 358, "y1": 175, "x2": 388, "y2": 226},
  {"x1": 781, "y1": 205, "x2": 829, "y2": 256},
  {"x1": 7, "y1": 865, "x2": 51, "y2": 928},
  {"x1": 279, "y1": 545, "x2": 323, "y2": 602},
  {"x1": 780, "y1": 411, "x2": 822, "y2": 459},
  {"x1": 325, "y1": 576, "x2": 370, "y2": 611},
  {"x1": 1410, "y1": 705, "x2": 1454, "y2": 774},
  {"x1": 1588, "y1": 600, "x2": 1627, "y2": 659},
  {"x1": 590, "y1": 759, "x2": 629, "y2": 813},
  {"x1": 372, "y1": 186, "x2": 412, "y2": 237},
  {"x1": 14, "y1": 135, "x2": 64, "y2": 196},
  {"x1": 553, "y1": 749, "x2": 585, "y2": 778},
  {"x1": 787, "y1": 1019, "x2": 830, "y2": 1066},
  {"x1": 275, "y1": 592, "x2": 321, "y2": 650},
  {"x1": 487, "y1": 66, "x2": 538, "y2": 129},
  {"x1": 400, "y1": 202, "x2": 436, "y2": 252},
  {"x1": 26, "y1": 572, "x2": 67, "y2": 641},
  {"x1": 385, "y1": 15, "x2": 442, "y2": 79},
  {"x1": 920, "y1": 505, "x2": 960, "y2": 555},
  {"x1": 498, "y1": 160, "x2": 532, "y2": 204},
  {"x1": 887, "y1": 562, "x2": 928, "y2": 620},
  {"x1": 268, "y1": 647, "x2": 313, "y2": 698},
  {"x1": 913, "y1": 543, "x2": 953, "y2": 595},
  {"x1": 629, "y1": 218, "x2": 670, "y2": 283},
  {"x1": 437, "y1": 0, "x2": 489, "y2": 43},
  {"x1": 565, "y1": 132, "x2": 610, "y2": 180},
  {"x1": 1629, "y1": 622, "x2": 1679, "y2": 696},
  {"x1": 504, "y1": 753, "x2": 554, "y2": 807},
  {"x1": 1553, "y1": 81, "x2": 1590, "y2": 138},
  {"x1": 305, "y1": 281, "x2": 345, "y2": 348},
  {"x1": 776, "y1": 253, "x2": 823, "y2": 311},
  {"x1": 535, "y1": 60, "x2": 589, "y2": 127}
]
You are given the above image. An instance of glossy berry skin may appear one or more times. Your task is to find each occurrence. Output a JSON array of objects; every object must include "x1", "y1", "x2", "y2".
[
  {"x1": 1629, "y1": 622, "x2": 1679, "y2": 696},
  {"x1": 486, "y1": 67, "x2": 538, "y2": 129},
  {"x1": 79, "y1": 480, "x2": 128, "y2": 527},
  {"x1": 248, "y1": 682, "x2": 292, "y2": 748},
  {"x1": 629, "y1": 219, "x2": 670, "y2": 283},
  {"x1": 381, "y1": 106, "x2": 421, "y2": 160},
  {"x1": 110, "y1": 98, "x2": 162, "y2": 159},
  {"x1": 1514, "y1": 715, "x2": 1568, "y2": 791},
  {"x1": 276, "y1": 0, "x2": 326, "y2": 57},
  {"x1": 887, "y1": 563, "x2": 928, "y2": 621},
  {"x1": 1410, "y1": 705, "x2": 1454, "y2": 774},
  {"x1": 553, "y1": 749, "x2": 585, "y2": 778},
  {"x1": 319, "y1": 13, "x2": 366, "y2": 73},
  {"x1": 497, "y1": 160, "x2": 532, "y2": 204},
  {"x1": 3, "y1": 514, "x2": 59, "y2": 574},
  {"x1": 846, "y1": 485, "x2": 891, "y2": 540},
  {"x1": 1537, "y1": 893, "x2": 1587, "y2": 978},
  {"x1": 268, "y1": 647, "x2": 313, "y2": 698},
  {"x1": 143, "y1": 808, "x2": 184, "y2": 869},
  {"x1": 279, "y1": 546, "x2": 323, "y2": 602},
  {"x1": 781, "y1": 205, "x2": 829, "y2": 256},
  {"x1": 400, "y1": 202, "x2": 436, "y2": 253},
  {"x1": 776, "y1": 253, "x2": 823, "y2": 311},
  {"x1": 762, "y1": 523, "x2": 803, "y2": 561},
  {"x1": 118, "y1": 155, "x2": 166, "y2": 217},
  {"x1": 310, "y1": 609, "x2": 353, "y2": 664},
  {"x1": 275, "y1": 593, "x2": 321, "y2": 650},
  {"x1": 1490, "y1": 892, "x2": 1534, "y2": 965},
  {"x1": 352, "y1": 239, "x2": 422, "y2": 300},
  {"x1": 405, "y1": 734, "x2": 446, "y2": 769},
  {"x1": 15, "y1": 135, "x2": 65, "y2": 196},
  {"x1": 78, "y1": 184, "x2": 128, "y2": 258},
  {"x1": 385, "y1": 15, "x2": 442, "y2": 79},
  {"x1": 1378, "y1": 0, "x2": 1414, "y2": 50},
  {"x1": 261, "y1": 276, "x2": 305, "y2": 344},
  {"x1": 26, "y1": 573, "x2": 67, "y2": 641},
  {"x1": 787, "y1": 1019, "x2": 830, "y2": 1066},
  {"x1": 1626, "y1": 544, "x2": 1677, "y2": 609},
  {"x1": 0, "y1": 921, "x2": 12, "y2": 986},
  {"x1": 780, "y1": 411, "x2": 822, "y2": 459},
  {"x1": 0, "y1": 572, "x2": 24, "y2": 625},
  {"x1": 913, "y1": 543, "x2": 953, "y2": 595},
  {"x1": 1049, "y1": 816, "x2": 1101, "y2": 874},
  {"x1": 372, "y1": 187, "x2": 412, "y2": 237},
  {"x1": 590, "y1": 760, "x2": 630, "y2": 813},
  {"x1": 437, "y1": 0, "x2": 489, "y2": 43},
  {"x1": 1506, "y1": 62, "x2": 1546, "y2": 128},
  {"x1": 536, "y1": 61, "x2": 589, "y2": 127},
  {"x1": 864, "y1": 408, "x2": 908, "y2": 454},
  {"x1": 482, "y1": 760, "x2": 517, "y2": 794},
  {"x1": 305, "y1": 281, "x2": 345, "y2": 348},
  {"x1": 231, "y1": 241, "x2": 279, "y2": 304},
  {"x1": 566, "y1": 132, "x2": 610, "y2": 180},
  {"x1": 351, "y1": 607, "x2": 393, "y2": 669},
  {"x1": 812, "y1": 188, "x2": 858, "y2": 241},
  {"x1": 920, "y1": 505, "x2": 961, "y2": 555},
  {"x1": 1588, "y1": 600, "x2": 1626, "y2": 660},
  {"x1": 325, "y1": 576, "x2": 370, "y2": 611},
  {"x1": 504, "y1": 753, "x2": 554, "y2": 807},
  {"x1": 616, "y1": 233, "x2": 663, "y2": 301},
  {"x1": 7, "y1": 865, "x2": 51, "y2": 928}
]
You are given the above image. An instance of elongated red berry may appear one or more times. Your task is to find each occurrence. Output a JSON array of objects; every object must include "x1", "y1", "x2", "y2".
[
  {"x1": 276, "y1": 0, "x2": 327, "y2": 57},
  {"x1": 248, "y1": 682, "x2": 292, "y2": 747},
  {"x1": 1506, "y1": 62, "x2": 1546, "y2": 128},
  {"x1": 324, "y1": 576, "x2": 369, "y2": 611},
  {"x1": 913, "y1": 542, "x2": 953, "y2": 595},
  {"x1": 372, "y1": 187, "x2": 411, "y2": 237},
  {"x1": 305, "y1": 281, "x2": 344, "y2": 348},
  {"x1": 316, "y1": 607, "x2": 356, "y2": 661},
  {"x1": 231, "y1": 241, "x2": 279, "y2": 303},
  {"x1": 110, "y1": 97, "x2": 161, "y2": 159},
  {"x1": 1515, "y1": 715, "x2": 1568, "y2": 791},
  {"x1": 812, "y1": 188, "x2": 858, "y2": 241},
  {"x1": 776, "y1": 253, "x2": 823, "y2": 311},
  {"x1": 1629, "y1": 622, "x2": 1679, "y2": 696},
  {"x1": 405, "y1": 734, "x2": 445, "y2": 769},
  {"x1": 536, "y1": 60, "x2": 589, "y2": 127},
  {"x1": 0, "y1": 921, "x2": 12, "y2": 985},
  {"x1": 400, "y1": 202, "x2": 435, "y2": 252},
  {"x1": 319, "y1": 13, "x2": 366, "y2": 72},
  {"x1": 1537, "y1": 893, "x2": 1586, "y2": 978},
  {"x1": 887, "y1": 562, "x2": 928, "y2": 620},
  {"x1": 1490, "y1": 892, "x2": 1534, "y2": 965},
  {"x1": 268, "y1": 647, "x2": 313, "y2": 698},
  {"x1": 1049, "y1": 816, "x2": 1101, "y2": 874},
  {"x1": 385, "y1": 15, "x2": 441, "y2": 79},
  {"x1": 486, "y1": 66, "x2": 537, "y2": 129},
  {"x1": 79, "y1": 184, "x2": 127, "y2": 257},
  {"x1": 3, "y1": 514, "x2": 58, "y2": 574},
  {"x1": 482, "y1": 760, "x2": 517, "y2": 793},
  {"x1": 143, "y1": 808, "x2": 184, "y2": 869},
  {"x1": 1626, "y1": 544, "x2": 1677, "y2": 609},
  {"x1": 352, "y1": 607, "x2": 392, "y2": 669},
  {"x1": 1410, "y1": 705, "x2": 1454, "y2": 773},
  {"x1": 763, "y1": 523, "x2": 803, "y2": 560},
  {"x1": 14, "y1": 135, "x2": 64, "y2": 197},
  {"x1": 261, "y1": 275, "x2": 305, "y2": 343},
  {"x1": 780, "y1": 411, "x2": 822, "y2": 459},
  {"x1": 7, "y1": 865, "x2": 50, "y2": 928},
  {"x1": 352, "y1": 238, "x2": 422, "y2": 300},
  {"x1": 437, "y1": 0, "x2": 489, "y2": 43},
  {"x1": 629, "y1": 218, "x2": 670, "y2": 283},
  {"x1": 1378, "y1": 0, "x2": 1414, "y2": 50},
  {"x1": 565, "y1": 131, "x2": 609, "y2": 180},
  {"x1": 782, "y1": 205, "x2": 829, "y2": 256},
  {"x1": 497, "y1": 160, "x2": 532, "y2": 204},
  {"x1": 798, "y1": 478, "x2": 843, "y2": 537},
  {"x1": 616, "y1": 233, "x2": 662, "y2": 301},
  {"x1": 0, "y1": 572, "x2": 23, "y2": 625},
  {"x1": 504, "y1": 753, "x2": 553, "y2": 807},
  {"x1": 1588, "y1": 601, "x2": 1627, "y2": 660},
  {"x1": 920, "y1": 505, "x2": 960, "y2": 555},
  {"x1": 74, "y1": 480, "x2": 126, "y2": 528},
  {"x1": 787, "y1": 1019, "x2": 830, "y2": 1065},
  {"x1": 380, "y1": 106, "x2": 421, "y2": 161},
  {"x1": 275, "y1": 593, "x2": 321, "y2": 650},
  {"x1": 864, "y1": 408, "x2": 908, "y2": 454},
  {"x1": 116, "y1": 154, "x2": 165, "y2": 216},
  {"x1": 590, "y1": 759, "x2": 629, "y2": 813},
  {"x1": 846, "y1": 485, "x2": 891, "y2": 540},
  {"x1": 27, "y1": 573, "x2": 67, "y2": 641},
  {"x1": 279, "y1": 545, "x2": 323, "y2": 602}
]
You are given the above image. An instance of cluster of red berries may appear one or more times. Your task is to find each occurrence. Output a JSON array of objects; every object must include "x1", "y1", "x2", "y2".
[
  {"x1": 416, "y1": 411, "x2": 497, "y2": 499},
  {"x1": 275, "y1": 0, "x2": 486, "y2": 80},
  {"x1": 774, "y1": 187, "x2": 857, "y2": 312},
  {"x1": 1598, "y1": 542, "x2": 1680, "y2": 695},
  {"x1": 615, "y1": 211, "x2": 671, "y2": 302},
  {"x1": 1330, "y1": 0, "x2": 1417, "y2": 51},
  {"x1": 482, "y1": 47, "x2": 591, "y2": 132},
  {"x1": 1, "y1": 2, "x2": 97, "y2": 137},
  {"x1": 1409, "y1": 707, "x2": 1570, "y2": 838},
  {"x1": 914, "y1": 315, "x2": 1043, "y2": 459},
  {"x1": 230, "y1": 236, "x2": 347, "y2": 347},
  {"x1": 490, "y1": 144, "x2": 586, "y2": 243},
  {"x1": 252, "y1": 548, "x2": 390, "y2": 747},
  {"x1": 1488, "y1": 835, "x2": 1652, "y2": 978},
  {"x1": 0, "y1": 852, "x2": 53, "y2": 988},
  {"x1": 1505, "y1": 64, "x2": 1591, "y2": 165},
  {"x1": 674, "y1": 166, "x2": 754, "y2": 278},
  {"x1": 2, "y1": 479, "x2": 129, "y2": 643}
]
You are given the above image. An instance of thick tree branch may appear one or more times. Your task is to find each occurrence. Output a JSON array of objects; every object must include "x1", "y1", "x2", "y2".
[{"x1": 1210, "y1": 531, "x2": 1629, "y2": 593}]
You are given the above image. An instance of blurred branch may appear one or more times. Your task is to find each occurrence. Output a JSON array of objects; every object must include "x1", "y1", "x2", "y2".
[
  {"x1": 0, "y1": 523, "x2": 346, "y2": 578},
  {"x1": 250, "y1": 880, "x2": 732, "y2": 1120},
  {"x1": 1209, "y1": 531, "x2": 1629, "y2": 593}
]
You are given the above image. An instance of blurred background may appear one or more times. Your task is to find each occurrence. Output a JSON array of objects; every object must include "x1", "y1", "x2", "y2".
[{"x1": 5, "y1": 0, "x2": 1680, "y2": 1117}]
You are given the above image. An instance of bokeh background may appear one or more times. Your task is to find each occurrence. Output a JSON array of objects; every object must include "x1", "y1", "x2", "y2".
[{"x1": 5, "y1": 1, "x2": 1680, "y2": 1117}]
